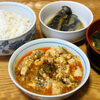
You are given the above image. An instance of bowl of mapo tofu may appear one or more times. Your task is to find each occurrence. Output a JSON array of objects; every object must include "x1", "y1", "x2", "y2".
[{"x1": 8, "y1": 38, "x2": 90, "y2": 100}]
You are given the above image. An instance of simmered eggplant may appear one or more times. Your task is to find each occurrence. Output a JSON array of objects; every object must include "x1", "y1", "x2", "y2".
[{"x1": 47, "y1": 6, "x2": 84, "y2": 31}]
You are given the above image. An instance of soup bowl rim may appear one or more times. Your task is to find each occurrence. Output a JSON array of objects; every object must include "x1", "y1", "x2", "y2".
[{"x1": 86, "y1": 19, "x2": 100, "y2": 55}]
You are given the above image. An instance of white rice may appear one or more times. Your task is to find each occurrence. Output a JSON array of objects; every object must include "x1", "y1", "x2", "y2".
[{"x1": 0, "y1": 10, "x2": 31, "y2": 40}]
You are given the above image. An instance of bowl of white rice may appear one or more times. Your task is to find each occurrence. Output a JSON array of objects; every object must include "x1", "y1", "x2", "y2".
[{"x1": 0, "y1": 2, "x2": 36, "y2": 56}]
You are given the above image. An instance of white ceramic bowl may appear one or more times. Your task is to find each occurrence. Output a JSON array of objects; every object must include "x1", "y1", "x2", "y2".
[
  {"x1": 0, "y1": 2, "x2": 36, "y2": 56},
  {"x1": 39, "y1": 1, "x2": 93, "y2": 42},
  {"x1": 8, "y1": 38, "x2": 90, "y2": 100}
]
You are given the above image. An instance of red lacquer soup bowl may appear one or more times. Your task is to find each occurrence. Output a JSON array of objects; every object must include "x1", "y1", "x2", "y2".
[{"x1": 86, "y1": 19, "x2": 100, "y2": 71}]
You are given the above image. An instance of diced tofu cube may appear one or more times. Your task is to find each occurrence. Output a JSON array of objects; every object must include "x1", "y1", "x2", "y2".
[
  {"x1": 21, "y1": 66, "x2": 28, "y2": 75},
  {"x1": 28, "y1": 81, "x2": 36, "y2": 88},
  {"x1": 68, "y1": 58, "x2": 75, "y2": 65},
  {"x1": 52, "y1": 81, "x2": 63, "y2": 95},
  {"x1": 64, "y1": 65, "x2": 70, "y2": 73},
  {"x1": 45, "y1": 79, "x2": 52, "y2": 89},
  {"x1": 74, "y1": 66, "x2": 82, "y2": 77},
  {"x1": 34, "y1": 59, "x2": 43, "y2": 66},
  {"x1": 45, "y1": 46, "x2": 65, "y2": 57},
  {"x1": 20, "y1": 56, "x2": 34, "y2": 75}
]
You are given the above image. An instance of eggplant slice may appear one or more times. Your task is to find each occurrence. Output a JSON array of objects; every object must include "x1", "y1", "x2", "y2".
[{"x1": 47, "y1": 6, "x2": 84, "y2": 31}]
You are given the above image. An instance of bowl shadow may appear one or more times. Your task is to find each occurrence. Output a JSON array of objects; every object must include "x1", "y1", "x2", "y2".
[
  {"x1": 74, "y1": 38, "x2": 86, "y2": 46},
  {"x1": 20, "y1": 90, "x2": 38, "y2": 100},
  {"x1": 65, "y1": 78, "x2": 90, "y2": 100},
  {"x1": 0, "y1": 55, "x2": 11, "y2": 62},
  {"x1": 88, "y1": 59, "x2": 100, "y2": 75}
]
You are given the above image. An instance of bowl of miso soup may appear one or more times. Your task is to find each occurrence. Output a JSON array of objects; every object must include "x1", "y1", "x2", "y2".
[
  {"x1": 86, "y1": 19, "x2": 100, "y2": 71},
  {"x1": 39, "y1": 1, "x2": 93, "y2": 42}
]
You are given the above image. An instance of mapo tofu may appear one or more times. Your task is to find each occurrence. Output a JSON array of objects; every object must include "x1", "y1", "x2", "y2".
[{"x1": 14, "y1": 46, "x2": 83, "y2": 95}]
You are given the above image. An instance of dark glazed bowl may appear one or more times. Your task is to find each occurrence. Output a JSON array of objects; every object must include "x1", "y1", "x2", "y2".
[{"x1": 86, "y1": 19, "x2": 100, "y2": 71}]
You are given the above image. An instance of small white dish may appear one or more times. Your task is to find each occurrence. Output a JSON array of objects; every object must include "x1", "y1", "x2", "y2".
[
  {"x1": 39, "y1": 1, "x2": 93, "y2": 42},
  {"x1": 8, "y1": 38, "x2": 90, "y2": 100}
]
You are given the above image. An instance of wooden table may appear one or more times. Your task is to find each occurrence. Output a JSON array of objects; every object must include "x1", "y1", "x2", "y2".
[{"x1": 0, "y1": 0, "x2": 100, "y2": 100}]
